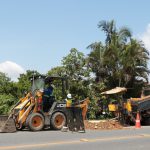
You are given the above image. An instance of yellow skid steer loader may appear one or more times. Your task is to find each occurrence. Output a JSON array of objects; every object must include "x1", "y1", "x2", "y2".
[{"x1": 0, "y1": 76, "x2": 89, "y2": 133}]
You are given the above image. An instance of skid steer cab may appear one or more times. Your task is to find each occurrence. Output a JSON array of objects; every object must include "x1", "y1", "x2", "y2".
[{"x1": 3, "y1": 75, "x2": 87, "y2": 132}]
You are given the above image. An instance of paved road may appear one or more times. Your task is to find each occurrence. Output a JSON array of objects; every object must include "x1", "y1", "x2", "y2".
[{"x1": 0, "y1": 127, "x2": 150, "y2": 150}]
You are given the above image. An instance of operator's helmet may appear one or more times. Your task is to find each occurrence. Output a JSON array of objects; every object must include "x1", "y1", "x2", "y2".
[
  {"x1": 67, "y1": 93, "x2": 72, "y2": 99},
  {"x1": 39, "y1": 88, "x2": 44, "y2": 92}
]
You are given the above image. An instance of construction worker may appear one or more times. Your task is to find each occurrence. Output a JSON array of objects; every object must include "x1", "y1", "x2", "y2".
[
  {"x1": 65, "y1": 94, "x2": 85, "y2": 132},
  {"x1": 42, "y1": 83, "x2": 54, "y2": 112},
  {"x1": 65, "y1": 93, "x2": 72, "y2": 107},
  {"x1": 44, "y1": 83, "x2": 54, "y2": 96}
]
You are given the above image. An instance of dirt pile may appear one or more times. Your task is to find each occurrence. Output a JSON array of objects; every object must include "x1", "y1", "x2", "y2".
[
  {"x1": 0, "y1": 115, "x2": 16, "y2": 133},
  {"x1": 84, "y1": 120, "x2": 123, "y2": 130}
]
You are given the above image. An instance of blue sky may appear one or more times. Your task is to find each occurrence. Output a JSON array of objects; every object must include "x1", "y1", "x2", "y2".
[{"x1": 0, "y1": 0, "x2": 150, "y2": 80}]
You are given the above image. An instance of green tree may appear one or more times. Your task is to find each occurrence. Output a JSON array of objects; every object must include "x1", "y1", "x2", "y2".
[
  {"x1": 88, "y1": 20, "x2": 149, "y2": 97},
  {"x1": 62, "y1": 48, "x2": 89, "y2": 79},
  {"x1": 87, "y1": 42, "x2": 107, "y2": 82},
  {"x1": 0, "y1": 72, "x2": 11, "y2": 94},
  {"x1": 17, "y1": 70, "x2": 40, "y2": 98},
  {"x1": 98, "y1": 20, "x2": 132, "y2": 87},
  {"x1": 62, "y1": 48, "x2": 90, "y2": 99},
  {"x1": 47, "y1": 66, "x2": 66, "y2": 77},
  {"x1": 0, "y1": 94, "x2": 16, "y2": 114},
  {"x1": 121, "y1": 39, "x2": 149, "y2": 97},
  {"x1": 0, "y1": 72, "x2": 17, "y2": 114},
  {"x1": 98, "y1": 20, "x2": 131, "y2": 46}
]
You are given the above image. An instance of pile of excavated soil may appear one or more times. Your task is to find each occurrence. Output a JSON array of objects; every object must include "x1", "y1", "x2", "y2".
[{"x1": 84, "y1": 120, "x2": 123, "y2": 130}]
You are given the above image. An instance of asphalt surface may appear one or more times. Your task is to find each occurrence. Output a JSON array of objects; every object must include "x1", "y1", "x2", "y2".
[{"x1": 0, "y1": 127, "x2": 150, "y2": 150}]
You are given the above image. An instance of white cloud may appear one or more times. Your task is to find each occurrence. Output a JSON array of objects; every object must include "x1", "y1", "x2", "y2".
[
  {"x1": 0, "y1": 61, "x2": 25, "y2": 81},
  {"x1": 141, "y1": 24, "x2": 150, "y2": 50}
]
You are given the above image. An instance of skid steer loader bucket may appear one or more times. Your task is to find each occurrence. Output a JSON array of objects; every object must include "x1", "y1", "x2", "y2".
[{"x1": 0, "y1": 115, "x2": 16, "y2": 133}]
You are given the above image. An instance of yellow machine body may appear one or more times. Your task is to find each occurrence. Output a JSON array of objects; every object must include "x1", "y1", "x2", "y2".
[{"x1": 108, "y1": 104, "x2": 118, "y2": 112}]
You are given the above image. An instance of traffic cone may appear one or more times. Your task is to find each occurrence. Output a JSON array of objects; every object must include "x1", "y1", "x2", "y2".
[{"x1": 135, "y1": 111, "x2": 141, "y2": 129}]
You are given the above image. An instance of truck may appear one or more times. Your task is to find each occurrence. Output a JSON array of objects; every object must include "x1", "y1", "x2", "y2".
[{"x1": 101, "y1": 87, "x2": 150, "y2": 125}]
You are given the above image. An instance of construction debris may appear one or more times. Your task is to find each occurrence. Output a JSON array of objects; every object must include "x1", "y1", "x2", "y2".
[{"x1": 84, "y1": 120, "x2": 123, "y2": 130}]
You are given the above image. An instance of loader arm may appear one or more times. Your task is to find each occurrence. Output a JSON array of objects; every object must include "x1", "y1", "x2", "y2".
[{"x1": 18, "y1": 103, "x2": 35, "y2": 125}]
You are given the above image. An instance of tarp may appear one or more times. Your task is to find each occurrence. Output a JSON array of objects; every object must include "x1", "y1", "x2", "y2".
[{"x1": 101, "y1": 87, "x2": 127, "y2": 95}]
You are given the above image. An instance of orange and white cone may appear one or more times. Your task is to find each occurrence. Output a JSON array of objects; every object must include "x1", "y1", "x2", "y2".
[{"x1": 135, "y1": 111, "x2": 141, "y2": 129}]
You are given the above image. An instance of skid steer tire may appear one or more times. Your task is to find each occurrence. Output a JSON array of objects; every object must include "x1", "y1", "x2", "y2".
[
  {"x1": 27, "y1": 113, "x2": 44, "y2": 131},
  {"x1": 50, "y1": 112, "x2": 66, "y2": 130}
]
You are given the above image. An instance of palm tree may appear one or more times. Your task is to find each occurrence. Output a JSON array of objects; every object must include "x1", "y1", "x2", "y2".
[
  {"x1": 98, "y1": 20, "x2": 132, "y2": 46},
  {"x1": 98, "y1": 20, "x2": 116, "y2": 45},
  {"x1": 88, "y1": 20, "x2": 149, "y2": 97},
  {"x1": 98, "y1": 20, "x2": 132, "y2": 87},
  {"x1": 122, "y1": 39, "x2": 149, "y2": 86},
  {"x1": 87, "y1": 42, "x2": 108, "y2": 82}
]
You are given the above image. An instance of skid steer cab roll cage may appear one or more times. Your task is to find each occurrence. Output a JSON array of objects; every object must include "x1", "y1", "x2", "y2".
[{"x1": 30, "y1": 75, "x2": 68, "y2": 99}]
